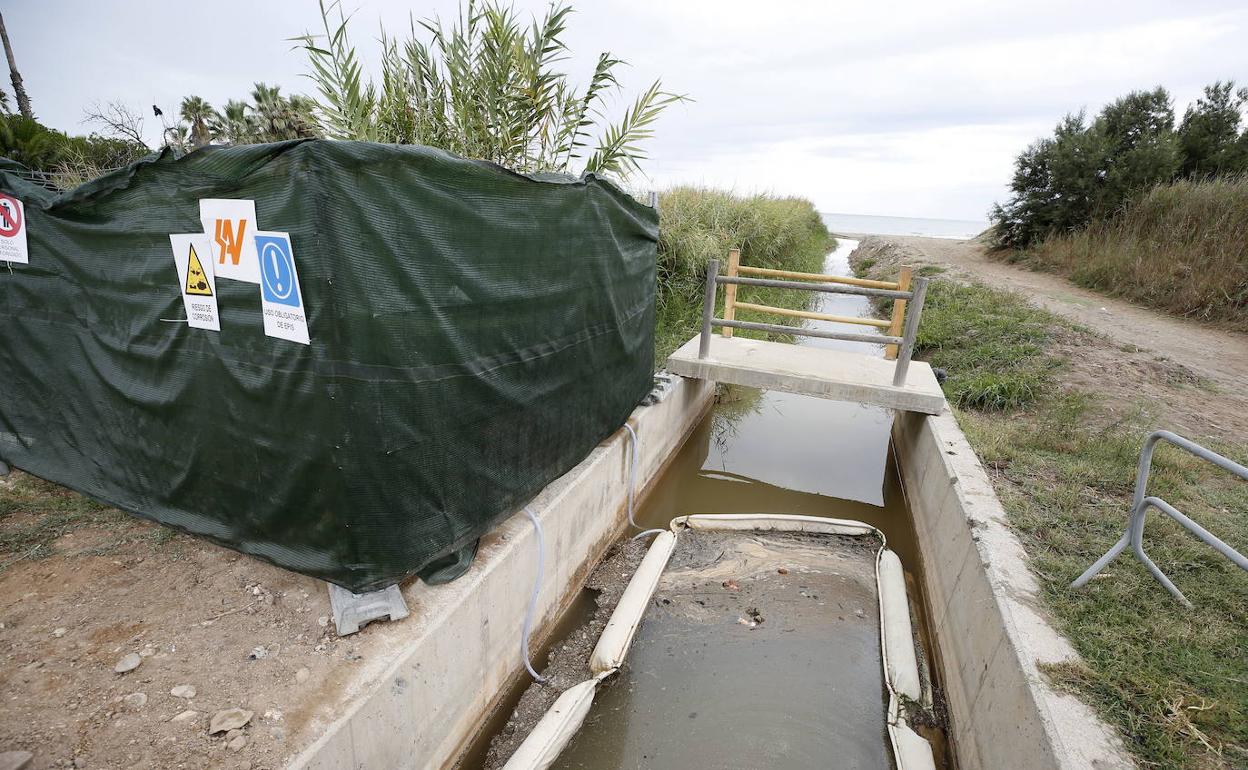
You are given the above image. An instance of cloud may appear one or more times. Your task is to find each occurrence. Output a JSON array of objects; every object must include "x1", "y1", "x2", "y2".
[{"x1": 6, "y1": 0, "x2": 1247, "y2": 219}]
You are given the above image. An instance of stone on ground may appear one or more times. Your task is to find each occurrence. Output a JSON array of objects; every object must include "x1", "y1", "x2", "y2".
[{"x1": 209, "y1": 708, "x2": 253, "y2": 734}]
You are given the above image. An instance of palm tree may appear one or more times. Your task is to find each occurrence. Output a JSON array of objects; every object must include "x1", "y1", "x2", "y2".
[
  {"x1": 179, "y1": 95, "x2": 217, "y2": 148},
  {"x1": 0, "y1": 114, "x2": 64, "y2": 169},
  {"x1": 218, "y1": 100, "x2": 255, "y2": 144},
  {"x1": 250, "y1": 83, "x2": 319, "y2": 142},
  {"x1": 286, "y1": 95, "x2": 321, "y2": 139},
  {"x1": 0, "y1": 12, "x2": 33, "y2": 120}
]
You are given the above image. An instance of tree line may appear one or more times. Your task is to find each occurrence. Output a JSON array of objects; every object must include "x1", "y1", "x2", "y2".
[{"x1": 991, "y1": 82, "x2": 1248, "y2": 248}]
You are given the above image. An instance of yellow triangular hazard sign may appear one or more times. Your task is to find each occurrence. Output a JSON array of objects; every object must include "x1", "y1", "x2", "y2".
[{"x1": 185, "y1": 244, "x2": 212, "y2": 296}]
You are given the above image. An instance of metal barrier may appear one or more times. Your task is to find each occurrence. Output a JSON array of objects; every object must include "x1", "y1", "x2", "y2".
[
  {"x1": 697, "y1": 251, "x2": 930, "y2": 387},
  {"x1": 1071, "y1": 430, "x2": 1248, "y2": 607}
]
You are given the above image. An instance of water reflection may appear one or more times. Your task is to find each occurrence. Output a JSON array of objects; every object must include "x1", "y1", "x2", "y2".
[{"x1": 704, "y1": 238, "x2": 894, "y2": 506}]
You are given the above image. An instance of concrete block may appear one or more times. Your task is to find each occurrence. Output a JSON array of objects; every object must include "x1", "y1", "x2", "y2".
[
  {"x1": 328, "y1": 583, "x2": 410, "y2": 636},
  {"x1": 0, "y1": 752, "x2": 33, "y2": 770},
  {"x1": 893, "y1": 409, "x2": 1136, "y2": 770},
  {"x1": 667, "y1": 335, "x2": 945, "y2": 414}
]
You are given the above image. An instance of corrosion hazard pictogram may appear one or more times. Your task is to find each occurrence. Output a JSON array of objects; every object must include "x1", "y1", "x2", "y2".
[{"x1": 184, "y1": 244, "x2": 213, "y2": 296}]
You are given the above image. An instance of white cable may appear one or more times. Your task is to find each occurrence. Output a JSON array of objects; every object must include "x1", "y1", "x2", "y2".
[
  {"x1": 520, "y1": 506, "x2": 547, "y2": 683},
  {"x1": 631, "y1": 527, "x2": 665, "y2": 541},
  {"x1": 622, "y1": 425, "x2": 664, "y2": 542},
  {"x1": 622, "y1": 423, "x2": 640, "y2": 528},
  {"x1": 517, "y1": 423, "x2": 642, "y2": 683}
]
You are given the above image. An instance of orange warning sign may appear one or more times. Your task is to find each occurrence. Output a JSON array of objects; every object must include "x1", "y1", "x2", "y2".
[
  {"x1": 185, "y1": 244, "x2": 213, "y2": 296},
  {"x1": 214, "y1": 218, "x2": 247, "y2": 267}
]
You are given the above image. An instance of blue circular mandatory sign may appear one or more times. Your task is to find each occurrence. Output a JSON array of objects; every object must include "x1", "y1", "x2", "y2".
[{"x1": 257, "y1": 237, "x2": 301, "y2": 308}]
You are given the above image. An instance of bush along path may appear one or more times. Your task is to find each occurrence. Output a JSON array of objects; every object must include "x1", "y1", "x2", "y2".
[{"x1": 853, "y1": 237, "x2": 1248, "y2": 770}]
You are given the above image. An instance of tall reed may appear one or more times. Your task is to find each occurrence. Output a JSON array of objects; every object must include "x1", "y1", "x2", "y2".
[
  {"x1": 294, "y1": 0, "x2": 685, "y2": 178},
  {"x1": 655, "y1": 188, "x2": 835, "y2": 359}
]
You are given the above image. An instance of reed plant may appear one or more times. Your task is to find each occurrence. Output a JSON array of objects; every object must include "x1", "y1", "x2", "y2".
[
  {"x1": 655, "y1": 188, "x2": 835, "y2": 360},
  {"x1": 294, "y1": 0, "x2": 685, "y2": 178}
]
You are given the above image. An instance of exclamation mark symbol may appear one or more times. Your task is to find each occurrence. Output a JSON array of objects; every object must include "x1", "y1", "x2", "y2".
[{"x1": 270, "y1": 248, "x2": 284, "y2": 295}]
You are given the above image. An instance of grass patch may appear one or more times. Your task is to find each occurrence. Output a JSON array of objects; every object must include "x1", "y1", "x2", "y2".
[
  {"x1": 962, "y1": 399, "x2": 1248, "y2": 769},
  {"x1": 655, "y1": 187, "x2": 835, "y2": 361},
  {"x1": 854, "y1": 252, "x2": 1247, "y2": 767},
  {"x1": 912, "y1": 281, "x2": 1064, "y2": 410}
]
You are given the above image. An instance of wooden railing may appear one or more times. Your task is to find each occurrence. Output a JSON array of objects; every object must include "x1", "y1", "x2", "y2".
[{"x1": 700, "y1": 249, "x2": 929, "y2": 387}]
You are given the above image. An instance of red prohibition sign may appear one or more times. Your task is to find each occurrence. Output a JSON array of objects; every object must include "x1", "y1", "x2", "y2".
[{"x1": 0, "y1": 194, "x2": 21, "y2": 238}]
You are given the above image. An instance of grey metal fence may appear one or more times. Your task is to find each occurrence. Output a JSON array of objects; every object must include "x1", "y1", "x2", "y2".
[{"x1": 1071, "y1": 430, "x2": 1248, "y2": 607}]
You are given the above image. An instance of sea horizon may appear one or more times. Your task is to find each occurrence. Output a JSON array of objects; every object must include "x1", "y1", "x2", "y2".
[{"x1": 821, "y1": 211, "x2": 989, "y2": 240}]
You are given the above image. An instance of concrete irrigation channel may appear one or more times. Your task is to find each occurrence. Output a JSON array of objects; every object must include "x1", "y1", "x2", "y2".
[{"x1": 289, "y1": 240, "x2": 1133, "y2": 770}]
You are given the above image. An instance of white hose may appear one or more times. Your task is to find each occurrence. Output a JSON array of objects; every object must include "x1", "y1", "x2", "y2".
[
  {"x1": 518, "y1": 422, "x2": 644, "y2": 683},
  {"x1": 521, "y1": 506, "x2": 547, "y2": 683},
  {"x1": 631, "y1": 528, "x2": 665, "y2": 540},
  {"x1": 621, "y1": 427, "x2": 664, "y2": 536},
  {"x1": 622, "y1": 423, "x2": 640, "y2": 528}
]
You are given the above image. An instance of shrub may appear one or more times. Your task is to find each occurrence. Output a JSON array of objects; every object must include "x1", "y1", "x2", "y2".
[{"x1": 991, "y1": 82, "x2": 1248, "y2": 249}]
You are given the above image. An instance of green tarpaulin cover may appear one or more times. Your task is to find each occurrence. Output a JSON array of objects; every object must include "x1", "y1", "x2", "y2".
[{"x1": 0, "y1": 140, "x2": 656, "y2": 592}]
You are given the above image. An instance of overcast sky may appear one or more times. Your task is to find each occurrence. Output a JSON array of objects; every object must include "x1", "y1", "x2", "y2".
[{"x1": 5, "y1": 0, "x2": 1246, "y2": 220}]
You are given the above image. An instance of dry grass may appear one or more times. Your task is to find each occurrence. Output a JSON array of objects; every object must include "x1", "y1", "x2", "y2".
[{"x1": 1005, "y1": 177, "x2": 1248, "y2": 330}]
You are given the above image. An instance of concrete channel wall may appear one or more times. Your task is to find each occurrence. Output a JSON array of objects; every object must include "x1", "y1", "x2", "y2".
[
  {"x1": 892, "y1": 408, "x2": 1136, "y2": 770},
  {"x1": 286, "y1": 377, "x2": 715, "y2": 770}
]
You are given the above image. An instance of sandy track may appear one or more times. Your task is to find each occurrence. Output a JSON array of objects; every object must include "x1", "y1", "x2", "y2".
[
  {"x1": 849, "y1": 235, "x2": 1248, "y2": 442},
  {"x1": 884, "y1": 235, "x2": 1248, "y2": 389}
]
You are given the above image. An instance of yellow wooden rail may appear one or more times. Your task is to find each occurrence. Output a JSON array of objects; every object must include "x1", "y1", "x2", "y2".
[
  {"x1": 720, "y1": 251, "x2": 912, "y2": 357},
  {"x1": 884, "y1": 265, "x2": 913, "y2": 360},
  {"x1": 734, "y1": 301, "x2": 892, "y2": 328},
  {"x1": 736, "y1": 265, "x2": 900, "y2": 290}
]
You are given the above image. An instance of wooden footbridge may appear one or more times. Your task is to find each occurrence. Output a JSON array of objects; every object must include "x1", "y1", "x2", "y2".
[{"x1": 666, "y1": 250, "x2": 946, "y2": 415}]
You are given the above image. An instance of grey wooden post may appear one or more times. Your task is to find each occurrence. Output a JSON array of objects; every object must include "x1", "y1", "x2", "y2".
[
  {"x1": 698, "y1": 259, "x2": 720, "y2": 359},
  {"x1": 891, "y1": 277, "x2": 929, "y2": 387}
]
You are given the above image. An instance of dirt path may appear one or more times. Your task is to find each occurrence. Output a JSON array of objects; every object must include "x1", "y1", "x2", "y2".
[
  {"x1": 885, "y1": 235, "x2": 1248, "y2": 389},
  {"x1": 850, "y1": 235, "x2": 1248, "y2": 442}
]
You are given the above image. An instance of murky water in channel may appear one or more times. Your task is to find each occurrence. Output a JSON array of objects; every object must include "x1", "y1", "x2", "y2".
[
  {"x1": 467, "y1": 239, "x2": 948, "y2": 768},
  {"x1": 545, "y1": 239, "x2": 941, "y2": 768},
  {"x1": 554, "y1": 530, "x2": 891, "y2": 770}
]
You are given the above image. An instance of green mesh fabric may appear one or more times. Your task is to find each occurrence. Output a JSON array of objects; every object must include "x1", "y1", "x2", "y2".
[{"x1": 0, "y1": 140, "x2": 656, "y2": 591}]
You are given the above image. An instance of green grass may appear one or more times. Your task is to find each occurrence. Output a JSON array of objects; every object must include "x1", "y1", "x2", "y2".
[
  {"x1": 911, "y1": 281, "x2": 1064, "y2": 410},
  {"x1": 962, "y1": 400, "x2": 1248, "y2": 769},
  {"x1": 853, "y1": 256, "x2": 1248, "y2": 768},
  {"x1": 655, "y1": 187, "x2": 835, "y2": 361}
]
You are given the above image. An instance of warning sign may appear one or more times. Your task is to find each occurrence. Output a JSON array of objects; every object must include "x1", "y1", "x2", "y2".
[
  {"x1": 184, "y1": 245, "x2": 213, "y2": 296},
  {"x1": 170, "y1": 233, "x2": 221, "y2": 332},
  {"x1": 0, "y1": 193, "x2": 29, "y2": 264},
  {"x1": 199, "y1": 199, "x2": 260, "y2": 284},
  {"x1": 254, "y1": 231, "x2": 309, "y2": 345}
]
